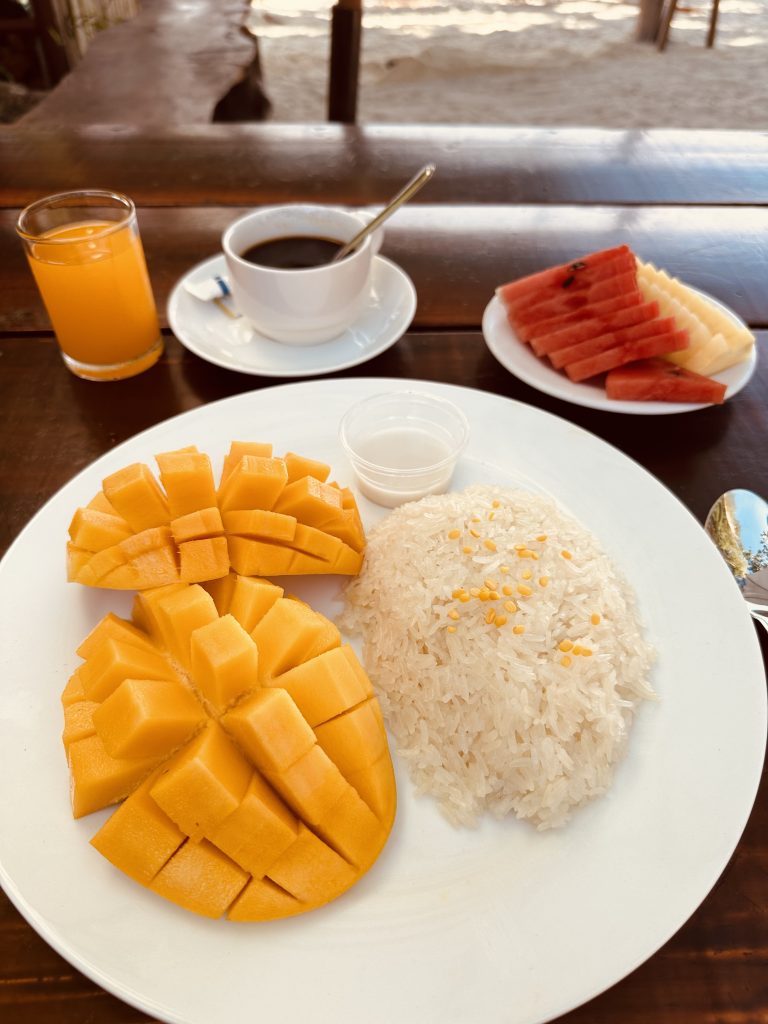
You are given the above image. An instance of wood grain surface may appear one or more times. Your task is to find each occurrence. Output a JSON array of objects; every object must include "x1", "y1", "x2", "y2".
[
  {"x1": 1, "y1": 124, "x2": 767, "y2": 1024},
  {"x1": 3, "y1": 205, "x2": 768, "y2": 334},
  {"x1": 0, "y1": 328, "x2": 766, "y2": 1023},
  {"x1": 17, "y1": 1, "x2": 255, "y2": 127},
  {"x1": 3, "y1": 125, "x2": 768, "y2": 207}
]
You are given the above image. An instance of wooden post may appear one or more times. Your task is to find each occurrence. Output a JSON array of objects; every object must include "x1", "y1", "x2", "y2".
[
  {"x1": 328, "y1": 0, "x2": 362, "y2": 124},
  {"x1": 27, "y1": 0, "x2": 74, "y2": 84},
  {"x1": 706, "y1": 0, "x2": 721, "y2": 47},
  {"x1": 636, "y1": 0, "x2": 664, "y2": 42},
  {"x1": 656, "y1": 0, "x2": 678, "y2": 51}
]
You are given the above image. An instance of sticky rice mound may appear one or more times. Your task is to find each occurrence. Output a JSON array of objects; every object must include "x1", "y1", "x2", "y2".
[{"x1": 340, "y1": 485, "x2": 655, "y2": 829}]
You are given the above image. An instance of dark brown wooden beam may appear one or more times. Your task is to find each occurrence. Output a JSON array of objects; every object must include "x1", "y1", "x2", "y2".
[
  {"x1": 328, "y1": 1, "x2": 362, "y2": 124},
  {"x1": 3, "y1": 126, "x2": 767, "y2": 208}
]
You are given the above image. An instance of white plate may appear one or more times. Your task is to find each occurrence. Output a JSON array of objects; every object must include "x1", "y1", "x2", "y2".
[
  {"x1": 482, "y1": 291, "x2": 758, "y2": 414},
  {"x1": 0, "y1": 380, "x2": 765, "y2": 1024},
  {"x1": 167, "y1": 254, "x2": 416, "y2": 377}
]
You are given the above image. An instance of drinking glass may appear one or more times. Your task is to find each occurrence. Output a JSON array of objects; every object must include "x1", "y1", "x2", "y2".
[{"x1": 16, "y1": 190, "x2": 163, "y2": 380}]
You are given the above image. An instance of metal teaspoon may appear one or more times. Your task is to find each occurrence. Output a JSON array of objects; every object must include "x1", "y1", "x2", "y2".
[
  {"x1": 705, "y1": 488, "x2": 768, "y2": 635},
  {"x1": 331, "y1": 163, "x2": 436, "y2": 263}
]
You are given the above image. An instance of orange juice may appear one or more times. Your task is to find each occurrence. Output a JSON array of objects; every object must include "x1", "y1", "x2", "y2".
[{"x1": 26, "y1": 218, "x2": 162, "y2": 380}]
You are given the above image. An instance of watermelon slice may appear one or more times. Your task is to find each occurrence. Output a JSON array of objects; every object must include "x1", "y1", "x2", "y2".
[
  {"x1": 535, "y1": 301, "x2": 661, "y2": 359},
  {"x1": 509, "y1": 272, "x2": 639, "y2": 331},
  {"x1": 497, "y1": 245, "x2": 631, "y2": 305},
  {"x1": 550, "y1": 315, "x2": 675, "y2": 370},
  {"x1": 505, "y1": 254, "x2": 637, "y2": 324},
  {"x1": 523, "y1": 292, "x2": 645, "y2": 345},
  {"x1": 605, "y1": 359, "x2": 727, "y2": 404},
  {"x1": 565, "y1": 328, "x2": 689, "y2": 382}
]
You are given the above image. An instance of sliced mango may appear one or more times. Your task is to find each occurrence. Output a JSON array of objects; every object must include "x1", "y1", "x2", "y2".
[
  {"x1": 102, "y1": 463, "x2": 170, "y2": 532},
  {"x1": 156, "y1": 449, "x2": 217, "y2": 519},
  {"x1": 68, "y1": 733, "x2": 160, "y2": 818},
  {"x1": 63, "y1": 575, "x2": 394, "y2": 921},
  {"x1": 190, "y1": 614, "x2": 260, "y2": 711},
  {"x1": 150, "y1": 723, "x2": 252, "y2": 841},
  {"x1": 68, "y1": 443, "x2": 366, "y2": 588},
  {"x1": 228, "y1": 877, "x2": 307, "y2": 922},
  {"x1": 207, "y1": 772, "x2": 298, "y2": 877},
  {"x1": 227, "y1": 575, "x2": 283, "y2": 633},
  {"x1": 62, "y1": 699, "x2": 99, "y2": 752},
  {"x1": 90, "y1": 769, "x2": 186, "y2": 885},
  {"x1": 151, "y1": 839, "x2": 249, "y2": 919},
  {"x1": 269, "y1": 645, "x2": 373, "y2": 727},
  {"x1": 92, "y1": 677, "x2": 205, "y2": 759}
]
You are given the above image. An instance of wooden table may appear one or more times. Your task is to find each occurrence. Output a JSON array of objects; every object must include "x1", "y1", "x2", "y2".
[{"x1": 1, "y1": 124, "x2": 766, "y2": 1024}]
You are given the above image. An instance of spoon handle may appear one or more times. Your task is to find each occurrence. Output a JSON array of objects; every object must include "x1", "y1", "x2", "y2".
[{"x1": 332, "y1": 163, "x2": 436, "y2": 263}]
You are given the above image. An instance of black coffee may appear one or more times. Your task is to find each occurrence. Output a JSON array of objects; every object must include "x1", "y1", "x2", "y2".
[{"x1": 240, "y1": 235, "x2": 344, "y2": 270}]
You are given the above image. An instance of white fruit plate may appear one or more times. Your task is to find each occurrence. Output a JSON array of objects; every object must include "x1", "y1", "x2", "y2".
[
  {"x1": 0, "y1": 379, "x2": 765, "y2": 1024},
  {"x1": 482, "y1": 289, "x2": 757, "y2": 415}
]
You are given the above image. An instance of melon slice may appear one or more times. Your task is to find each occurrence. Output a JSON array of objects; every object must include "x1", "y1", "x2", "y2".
[
  {"x1": 67, "y1": 443, "x2": 366, "y2": 590},
  {"x1": 605, "y1": 358, "x2": 727, "y2": 404},
  {"x1": 550, "y1": 316, "x2": 676, "y2": 370},
  {"x1": 636, "y1": 259, "x2": 755, "y2": 375},
  {"x1": 523, "y1": 292, "x2": 645, "y2": 345},
  {"x1": 68, "y1": 578, "x2": 394, "y2": 921},
  {"x1": 565, "y1": 327, "x2": 689, "y2": 382},
  {"x1": 508, "y1": 271, "x2": 639, "y2": 331},
  {"x1": 534, "y1": 300, "x2": 660, "y2": 359},
  {"x1": 497, "y1": 245, "x2": 633, "y2": 306},
  {"x1": 496, "y1": 245, "x2": 743, "y2": 404}
]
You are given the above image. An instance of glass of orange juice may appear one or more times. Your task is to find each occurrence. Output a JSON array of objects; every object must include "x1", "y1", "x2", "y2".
[{"x1": 16, "y1": 190, "x2": 163, "y2": 380}]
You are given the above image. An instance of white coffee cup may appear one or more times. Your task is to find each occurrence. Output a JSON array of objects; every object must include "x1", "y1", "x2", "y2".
[{"x1": 222, "y1": 204, "x2": 383, "y2": 345}]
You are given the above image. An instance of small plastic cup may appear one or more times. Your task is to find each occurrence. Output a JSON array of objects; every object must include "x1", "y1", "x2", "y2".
[{"x1": 339, "y1": 390, "x2": 470, "y2": 508}]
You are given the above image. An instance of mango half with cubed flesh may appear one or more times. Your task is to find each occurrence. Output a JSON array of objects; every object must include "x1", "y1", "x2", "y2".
[
  {"x1": 66, "y1": 442, "x2": 366, "y2": 590},
  {"x1": 63, "y1": 575, "x2": 395, "y2": 921}
]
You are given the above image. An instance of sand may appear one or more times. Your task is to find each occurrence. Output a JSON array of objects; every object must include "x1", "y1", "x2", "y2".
[{"x1": 248, "y1": 0, "x2": 768, "y2": 128}]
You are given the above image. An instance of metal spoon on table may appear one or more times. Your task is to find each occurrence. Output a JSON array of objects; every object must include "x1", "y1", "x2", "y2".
[
  {"x1": 331, "y1": 163, "x2": 436, "y2": 263},
  {"x1": 705, "y1": 489, "x2": 768, "y2": 635}
]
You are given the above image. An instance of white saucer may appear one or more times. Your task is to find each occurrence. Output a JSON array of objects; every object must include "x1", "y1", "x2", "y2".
[
  {"x1": 482, "y1": 289, "x2": 757, "y2": 415},
  {"x1": 167, "y1": 254, "x2": 416, "y2": 377}
]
